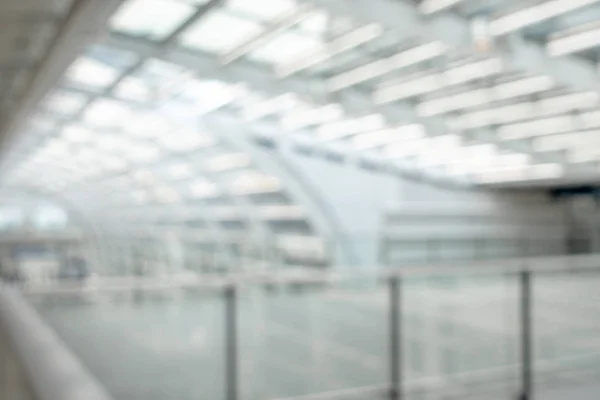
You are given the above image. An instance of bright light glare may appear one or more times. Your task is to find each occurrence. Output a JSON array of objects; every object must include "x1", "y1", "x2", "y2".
[
  {"x1": 190, "y1": 179, "x2": 219, "y2": 198},
  {"x1": 231, "y1": 173, "x2": 281, "y2": 194},
  {"x1": 375, "y1": 59, "x2": 500, "y2": 105},
  {"x1": 179, "y1": 12, "x2": 262, "y2": 53},
  {"x1": 206, "y1": 153, "x2": 251, "y2": 172},
  {"x1": 375, "y1": 74, "x2": 443, "y2": 104},
  {"x1": 66, "y1": 58, "x2": 119, "y2": 88},
  {"x1": 83, "y1": 99, "x2": 132, "y2": 127},
  {"x1": 226, "y1": 0, "x2": 298, "y2": 21},
  {"x1": 498, "y1": 115, "x2": 575, "y2": 140},
  {"x1": 110, "y1": 0, "x2": 195, "y2": 40},
  {"x1": 420, "y1": 0, "x2": 465, "y2": 14},
  {"x1": 168, "y1": 163, "x2": 192, "y2": 179},
  {"x1": 43, "y1": 91, "x2": 88, "y2": 115},
  {"x1": 490, "y1": 0, "x2": 600, "y2": 36},
  {"x1": 278, "y1": 23, "x2": 383, "y2": 77},
  {"x1": 548, "y1": 23, "x2": 600, "y2": 56},
  {"x1": 317, "y1": 114, "x2": 385, "y2": 140},
  {"x1": 61, "y1": 125, "x2": 94, "y2": 143},
  {"x1": 328, "y1": 42, "x2": 446, "y2": 92}
]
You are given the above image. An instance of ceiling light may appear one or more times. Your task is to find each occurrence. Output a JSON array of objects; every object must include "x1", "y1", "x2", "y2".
[
  {"x1": 125, "y1": 113, "x2": 172, "y2": 138},
  {"x1": 61, "y1": 125, "x2": 94, "y2": 143},
  {"x1": 528, "y1": 163, "x2": 563, "y2": 179},
  {"x1": 475, "y1": 167, "x2": 527, "y2": 183},
  {"x1": 374, "y1": 74, "x2": 443, "y2": 104},
  {"x1": 226, "y1": 0, "x2": 299, "y2": 22},
  {"x1": 223, "y1": 4, "x2": 315, "y2": 65},
  {"x1": 206, "y1": 154, "x2": 251, "y2": 172},
  {"x1": 327, "y1": 41, "x2": 446, "y2": 92},
  {"x1": 453, "y1": 103, "x2": 536, "y2": 130},
  {"x1": 110, "y1": 0, "x2": 195, "y2": 40},
  {"x1": 66, "y1": 57, "x2": 119, "y2": 88},
  {"x1": 490, "y1": 0, "x2": 600, "y2": 36},
  {"x1": 498, "y1": 115, "x2": 575, "y2": 140},
  {"x1": 114, "y1": 77, "x2": 152, "y2": 102},
  {"x1": 534, "y1": 132, "x2": 582, "y2": 151},
  {"x1": 231, "y1": 173, "x2": 281, "y2": 194},
  {"x1": 420, "y1": 0, "x2": 465, "y2": 14},
  {"x1": 580, "y1": 110, "x2": 600, "y2": 129},
  {"x1": 418, "y1": 88, "x2": 491, "y2": 116},
  {"x1": 43, "y1": 91, "x2": 88, "y2": 115},
  {"x1": 190, "y1": 179, "x2": 219, "y2": 198},
  {"x1": 445, "y1": 58, "x2": 502, "y2": 86},
  {"x1": 417, "y1": 134, "x2": 463, "y2": 166},
  {"x1": 179, "y1": 11, "x2": 263, "y2": 54},
  {"x1": 158, "y1": 131, "x2": 214, "y2": 152},
  {"x1": 548, "y1": 23, "x2": 600, "y2": 56},
  {"x1": 259, "y1": 206, "x2": 305, "y2": 220},
  {"x1": 277, "y1": 23, "x2": 383, "y2": 76},
  {"x1": 494, "y1": 76, "x2": 555, "y2": 100},
  {"x1": 83, "y1": 99, "x2": 132, "y2": 127},
  {"x1": 539, "y1": 92, "x2": 599, "y2": 114}
]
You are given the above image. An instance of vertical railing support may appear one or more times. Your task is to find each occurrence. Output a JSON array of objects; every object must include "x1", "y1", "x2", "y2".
[
  {"x1": 389, "y1": 276, "x2": 402, "y2": 400},
  {"x1": 519, "y1": 271, "x2": 532, "y2": 400},
  {"x1": 225, "y1": 284, "x2": 238, "y2": 400}
]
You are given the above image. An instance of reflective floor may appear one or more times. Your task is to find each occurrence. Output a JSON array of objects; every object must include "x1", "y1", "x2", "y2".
[{"x1": 27, "y1": 272, "x2": 600, "y2": 400}]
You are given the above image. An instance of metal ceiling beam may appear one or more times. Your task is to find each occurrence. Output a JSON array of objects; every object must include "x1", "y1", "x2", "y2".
[
  {"x1": 301, "y1": 0, "x2": 595, "y2": 163},
  {"x1": 105, "y1": 32, "x2": 559, "y2": 165},
  {"x1": 308, "y1": 0, "x2": 600, "y2": 95}
]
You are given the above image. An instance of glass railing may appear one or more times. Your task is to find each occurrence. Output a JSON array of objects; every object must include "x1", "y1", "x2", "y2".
[{"x1": 11, "y1": 254, "x2": 600, "y2": 400}]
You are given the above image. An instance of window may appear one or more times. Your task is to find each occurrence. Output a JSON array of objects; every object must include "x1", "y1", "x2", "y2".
[
  {"x1": 61, "y1": 125, "x2": 95, "y2": 144},
  {"x1": 65, "y1": 57, "x2": 119, "y2": 89},
  {"x1": 206, "y1": 153, "x2": 250, "y2": 172},
  {"x1": 157, "y1": 130, "x2": 215, "y2": 152},
  {"x1": 43, "y1": 91, "x2": 88, "y2": 115},
  {"x1": 82, "y1": 99, "x2": 133, "y2": 127},
  {"x1": 250, "y1": 32, "x2": 324, "y2": 65},
  {"x1": 110, "y1": 0, "x2": 196, "y2": 40},
  {"x1": 179, "y1": 12, "x2": 262, "y2": 53},
  {"x1": 226, "y1": 0, "x2": 298, "y2": 21},
  {"x1": 114, "y1": 77, "x2": 153, "y2": 102}
]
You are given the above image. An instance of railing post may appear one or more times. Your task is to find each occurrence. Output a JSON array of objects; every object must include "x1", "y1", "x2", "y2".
[
  {"x1": 388, "y1": 276, "x2": 402, "y2": 400},
  {"x1": 225, "y1": 284, "x2": 238, "y2": 400},
  {"x1": 519, "y1": 270, "x2": 532, "y2": 400}
]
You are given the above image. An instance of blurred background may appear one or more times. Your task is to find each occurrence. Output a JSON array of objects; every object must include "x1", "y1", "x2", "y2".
[{"x1": 2, "y1": 0, "x2": 600, "y2": 399}]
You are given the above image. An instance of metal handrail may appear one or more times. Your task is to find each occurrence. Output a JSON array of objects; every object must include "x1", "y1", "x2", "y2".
[
  {"x1": 0, "y1": 283, "x2": 115, "y2": 400},
  {"x1": 12, "y1": 253, "x2": 600, "y2": 400},
  {"x1": 20, "y1": 252, "x2": 600, "y2": 296}
]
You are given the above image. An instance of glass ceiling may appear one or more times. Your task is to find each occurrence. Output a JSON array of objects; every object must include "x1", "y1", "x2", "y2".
[{"x1": 3, "y1": 0, "x2": 600, "y2": 264}]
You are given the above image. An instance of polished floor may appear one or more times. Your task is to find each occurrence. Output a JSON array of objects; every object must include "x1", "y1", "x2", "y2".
[{"x1": 27, "y1": 272, "x2": 600, "y2": 400}]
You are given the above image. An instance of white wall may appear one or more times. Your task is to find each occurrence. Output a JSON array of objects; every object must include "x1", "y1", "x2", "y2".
[
  {"x1": 278, "y1": 146, "x2": 401, "y2": 269},
  {"x1": 278, "y1": 146, "x2": 568, "y2": 269}
]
